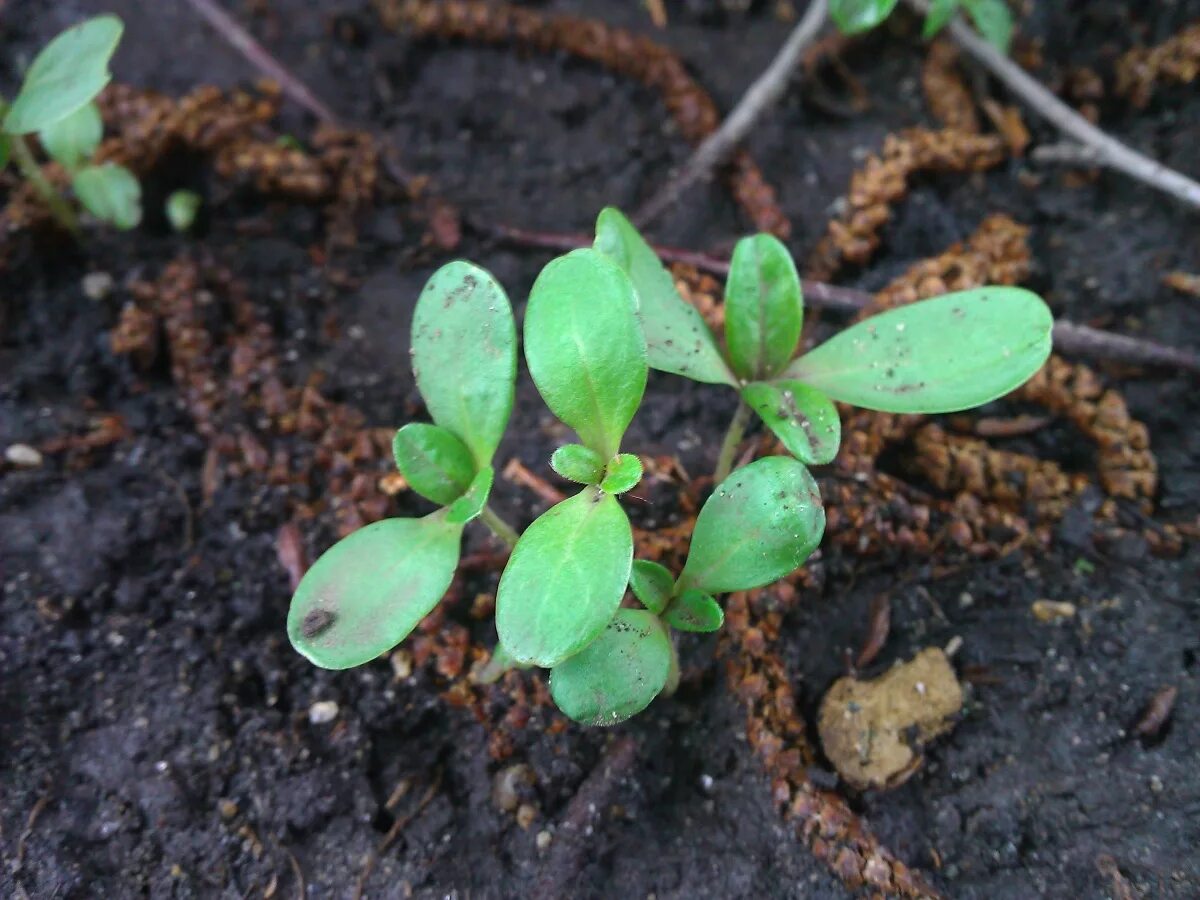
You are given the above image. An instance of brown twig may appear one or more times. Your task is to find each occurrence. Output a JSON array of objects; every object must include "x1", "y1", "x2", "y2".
[
  {"x1": 532, "y1": 735, "x2": 638, "y2": 900},
  {"x1": 353, "y1": 773, "x2": 442, "y2": 900},
  {"x1": 487, "y1": 221, "x2": 1200, "y2": 374},
  {"x1": 855, "y1": 591, "x2": 891, "y2": 669},
  {"x1": 503, "y1": 458, "x2": 567, "y2": 505},
  {"x1": 14, "y1": 792, "x2": 51, "y2": 873},
  {"x1": 1132, "y1": 685, "x2": 1178, "y2": 739}
]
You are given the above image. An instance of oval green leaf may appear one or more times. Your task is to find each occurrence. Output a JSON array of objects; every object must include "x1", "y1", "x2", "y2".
[
  {"x1": 678, "y1": 456, "x2": 825, "y2": 595},
  {"x1": 549, "y1": 609, "x2": 672, "y2": 726},
  {"x1": 964, "y1": 0, "x2": 1014, "y2": 53},
  {"x1": 72, "y1": 163, "x2": 141, "y2": 230},
  {"x1": 664, "y1": 588, "x2": 724, "y2": 633},
  {"x1": 601, "y1": 453, "x2": 643, "y2": 495},
  {"x1": 287, "y1": 512, "x2": 463, "y2": 670},
  {"x1": 922, "y1": 0, "x2": 960, "y2": 38},
  {"x1": 496, "y1": 488, "x2": 633, "y2": 667},
  {"x1": 724, "y1": 233, "x2": 803, "y2": 380},
  {"x1": 411, "y1": 261, "x2": 516, "y2": 467},
  {"x1": 594, "y1": 207, "x2": 736, "y2": 386},
  {"x1": 743, "y1": 380, "x2": 841, "y2": 466},
  {"x1": 166, "y1": 189, "x2": 202, "y2": 232},
  {"x1": 629, "y1": 559, "x2": 673, "y2": 615},
  {"x1": 524, "y1": 248, "x2": 647, "y2": 459},
  {"x1": 784, "y1": 287, "x2": 1053, "y2": 414},
  {"x1": 4, "y1": 15, "x2": 124, "y2": 134},
  {"x1": 393, "y1": 422, "x2": 476, "y2": 506},
  {"x1": 551, "y1": 443, "x2": 605, "y2": 485},
  {"x1": 38, "y1": 100, "x2": 102, "y2": 171},
  {"x1": 446, "y1": 466, "x2": 493, "y2": 525},
  {"x1": 829, "y1": 0, "x2": 901, "y2": 34}
]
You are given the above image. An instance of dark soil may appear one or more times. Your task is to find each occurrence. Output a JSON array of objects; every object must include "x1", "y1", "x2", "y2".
[{"x1": 2, "y1": 1, "x2": 1198, "y2": 898}]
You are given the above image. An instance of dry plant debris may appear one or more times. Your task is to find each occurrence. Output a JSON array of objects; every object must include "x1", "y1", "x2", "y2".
[{"x1": 1116, "y1": 22, "x2": 1200, "y2": 108}]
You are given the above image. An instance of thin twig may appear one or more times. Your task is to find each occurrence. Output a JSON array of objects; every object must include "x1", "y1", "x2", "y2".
[
  {"x1": 488, "y1": 221, "x2": 1200, "y2": 373},
  {"x1": 908, "y1": 0, "x2": 1200, "y2": 210},
  {"x1": 353, "y1": 773, "x2": 442, "y2": 900},
  {"x1": 634, "y1": 0, "x2": 830, "y2": 226}
]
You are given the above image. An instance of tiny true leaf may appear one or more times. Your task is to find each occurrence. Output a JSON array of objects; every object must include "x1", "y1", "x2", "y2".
[
  {"x1": 964, "y1": 0, "x2": 1014, "y2": 53},
  {"x1": 829, "y1": 0, "x2": 901, "y2": 34},
  {"x1": 601, "y1": 453, "x2": 643, "y2": 495},
  {"x1": 38, "y1": 100, "x2": 102, "y2": 171},
  {"x1": 742, "y1": 380, "x2": 841, "y2": 466},
  {"x1": 549, "y1": 609, "x2": 672, "y2": 726},
  {"x1": 446, "y1": 466, "x2": 494, "y2": 525},
  {"x1": 393, "y1": 422, "x2": 476, "y2": 506},
  {"x1": 411, "y1": 261, "x2": 517, "y2": 467},
  {"x1": 923, "y1": 0, "x2": 961, "y2": 38},
  {"x1": 287, "y1": 512, "x2": 463, "y2": 670},
  {"x1": 664, "y1": 588, "x2": 724, "y2": 633},
  {"x1": 4, "y1": 15, "x2": 124, "y2": 134},
  {"x1": 496, "y1": 489, "x2": 633, "y2": 667},
  {"x1": 784, "y1": 287, "x2": 1052, "y2": 414},
  {"x1": 524, "y1": 248, "x2": 646, "y2": 459},
  {"x1": 551, "y1": 443, "x2": 605, "y2": 485},
  {"x1": 594, "y1": 207, "x2": 735, "y2": 386},
  {"x1": 72, "y1": 162, "x2": 141, "y2": 229},
  {"x1": 724, "y1": 233, "x2": 803, "y2": 380},
  {"x1": 678, "y1": 456, "x2": 825, "y2": 595},
  {"x1": 629, "y1": 559, "x2": 673, "y2": 615}
]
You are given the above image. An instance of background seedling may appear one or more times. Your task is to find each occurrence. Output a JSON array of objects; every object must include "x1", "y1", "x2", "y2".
[
  {"x1": 0, "y1": 14, "x2": 141, "y2": 234},
  {"x1": 166, "y1": 189, "x2": 202, "y2": 232},
  {"x1": 830, "y1": 0, "x2": 1012, "y2": 52}
]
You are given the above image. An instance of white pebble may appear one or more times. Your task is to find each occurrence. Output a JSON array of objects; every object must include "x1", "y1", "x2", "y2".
[
  {"x1": 308, "y1": 700, "x2": 339, "y2": 724},
  {"x1": 5, "y1": 444, "x2": 43, "y2": 467}
]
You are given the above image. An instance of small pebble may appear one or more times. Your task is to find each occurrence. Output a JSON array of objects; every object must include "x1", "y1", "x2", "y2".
[
  {"x1": 535, "y1": 830, "x2": 552, "y2": 850},
  {"x1": 1031, "y1": 600, "x2": 1077, "y2": 622},
  {"x1": 82, "y1": 271, "x2": 115, "y2": 300},
  {"x1": 515, "y1": 803, "x2": 537, "y2": 830},
  {"x1": 390, "y1": 649, "x2": 413, "y2": 680},
  {"x1": 699, "y1": 773, "x2": 714, "y2": 793},
  {"x1": 5, "y1": 443, "x2": 43, "y2": 467},
  {"x1": 308, "y1": 700, "x2": 339, "y2": 724},
  {"x1": 218, "y1": 799, "x2": 238, "y2": 819},
  {"x1": 1149, "y1": 775, "x2": 1164, "y2": 794},
  {"x1": 491, "y1": 763, "x2": 534, "y2": 813}
]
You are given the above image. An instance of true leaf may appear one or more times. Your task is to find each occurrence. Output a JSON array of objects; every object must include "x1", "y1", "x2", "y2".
[
  {"x1": 601, "y1": 453, "x2": 643, "y2": 495},
  {"x1": 496, "y1": 489, "x2": 633, "y2": 667},
  {"x1": 678, "y1": 456, "x2": 825, "y2": 595},
  {"x1": 393, "y1": 422, "x2": 476, "y2": 506},
  {"x1": 594, "y1": 207, "x2": 735, "y2": 386},
  {"x1": 783, "y1": 287, "x2": 1052, "y2": 414},
  {"x1": 4, "y1": 15, "x2": 124, "y2": 134},
  {"x1": 629, "y1": 559, "x2": 673, "y2": 614},
  {"x1": 446, "y1": 466, "x2": 493, "y2": 525},
  {"x1": 742, "y1": 380, "x2": 841, "y2": 466},
  {"x1": 549, "y1": 609, "x2": 672, "y2": 726},
  {"x1": 922, "y1": 0, "x2": 961, "y2": 37},
  {"x1": 724, "y1": 233, "x2": 803, "y2": 380},
  {"x1": 38, "y1": 100, "x2": 102, "y2": 171},
  {"x1": 411, "y1": 261, "x2": 516, "y2": 467},
  {"x1": 664, "y1": 589, "x2": 724, "y2": 633},
  {"x1": 551, "y1": 444, "x2": 605, "y2": 485},
  {"x1": 964, "y1": 0, "x2": 1013, "y2": 53},
  {"x1": 524, "y1": 248, "x2": 646, "y2": 459},
  {"x1": 72, "y1": 163, "x2": 141, "y2": 229},
  {"x1": 829, "y1": 0, "x2": 901, "y2": 34},
  {"x1": 287, "y1": 512, "x2": 463, "y2": 670}
]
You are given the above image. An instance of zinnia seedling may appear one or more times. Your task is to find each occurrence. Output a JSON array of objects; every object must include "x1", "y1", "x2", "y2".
[
  {"x1": 0, "y1": 14, "x2": 142, "y2": 234},
  {"x1": 287, "y1": 207, "x2": 1052, "y2": 728},
  {"x1": 830, "y1": 0, "x2": 1013, "y2": 53}
]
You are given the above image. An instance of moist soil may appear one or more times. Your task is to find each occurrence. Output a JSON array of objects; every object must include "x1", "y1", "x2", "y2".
[{"x1": 2, "y1": 1, "x2": 1198, "y2": 898}]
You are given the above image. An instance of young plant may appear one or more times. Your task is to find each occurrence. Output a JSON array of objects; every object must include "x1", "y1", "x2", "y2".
[
  {"x1": 594, "y1": 207, "x2": 1052, "y2": 483},
  {"x1": 287, "y1": 262, "x2": 518, "y2": 668},
  {"x1": 830, "y1": 0, "x2": 1013, "y2": 53},
  {"x1": 1, "y1": 14, "x2": 141, "y2": 234}
]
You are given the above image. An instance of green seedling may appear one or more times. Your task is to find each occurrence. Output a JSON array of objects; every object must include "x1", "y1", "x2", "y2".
[
  {"x1": 830, "y1": 0, "x2": 1013, "y2": 53},
  {"x1": 1, "y1": 14, "x2": 141, "y2": 234},
  {"x1": 166, "y1": 189, "x2": 202, "y2": 232},
  {"x1": 287, "y1": 206, "x2": 1052, "y2": 729},
  {"x1": 594, "y1": 207, "x2": 1051, "y2": 482}
]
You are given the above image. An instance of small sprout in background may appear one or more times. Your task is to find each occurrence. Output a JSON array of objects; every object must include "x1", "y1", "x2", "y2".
[
  {"x1": 0, "y1": 14, "x2": 142, "y2": 233},
  {"x1": 166, "y1": 189, "x2": 202, "y2": 232},
  {"x1": 831, "y1": 0, "x2": 1013, "y2": 53},
  {"x1": 828, "y1": 0, "x2": 900, "y2": 36}
]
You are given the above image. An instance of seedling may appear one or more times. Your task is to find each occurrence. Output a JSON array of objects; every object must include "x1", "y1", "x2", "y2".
[
  {"x1": 830, "y1": 0, "x2": 1013, "y2": 53},
  {"x1": 166, "y1": 189, "x2": 202, "y2": 232},
  {"x1": 287, "y1": 208, "x2": 1051, "y2": 728},
  {"x1": 1, "y1": 14, "x2": 142, "y2": 234}
]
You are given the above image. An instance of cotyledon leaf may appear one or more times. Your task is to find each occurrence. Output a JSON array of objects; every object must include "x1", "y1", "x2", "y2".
[
  {"x1": 549, "y1": 609, "x2": 673, "y2": 726},
  {"x1": 742, "y1": 380, "x2": 841, "y2": 466},
  {"x1": 783, "y1": 287, "x2": 1053, "y2": 414},
  {"x1": 664, "y1": 589, "x2": 724, "y2": 633},
  {"x1": 287, "y1": 511, "x2": 464, "y2": 670},
  {"x1": 724, "y1": 233, "x2": 803, "y2": 380},
  {"x1": 629, "y1": 559, "x2": 674, "y2": 615},
  {"x1": 38, "y1": 100, "x2": 102, "y2": 171},
  {"x1": 829, "y1": 0, "x2": 901, "y2": 35},
  {"x1": 524, "y1": 249, "x2": 646, "y2": 460},
  {"x1": 594, "y1": 207, "x2": 735, "y2": 386},
  {"x1": 446, "y1": 466, "x2": 493, "y2": 525},
  {"x1": 392, "y1": 422, "x2": 476, "y2": 507},
  {"x1": 411, "y1": 261, "x2": 516, "y2": 467},
  {"x1": 72, "y1": 163, "x2": 141, "y2": 230},
  {"x1": 496, "y1": 488, "x2": 633, "y2": 668},
  {"x1": 677, "y1": 456, "x2": 825, "y2": 595}
]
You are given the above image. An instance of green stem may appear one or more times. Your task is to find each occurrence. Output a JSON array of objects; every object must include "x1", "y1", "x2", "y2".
[
  {"x1": 479, "y1": 503, "x2": 520, "y2": 549},
  {"x1": 713, "y1": 399, "x2": 752, "y2": 484},
  {"x1": 10, "y1": 134, "x2": 79, "y2": 235}
]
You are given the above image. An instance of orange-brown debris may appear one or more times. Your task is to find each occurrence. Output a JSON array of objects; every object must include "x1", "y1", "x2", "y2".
[
  {"x1": 1116, "y1": 22, "x2": 1200, "y2": 108},
  {"x1": 922, "y1": 40, "x2": 980, "y2": 134},
  {"x1": 374, "y1": 0, "x2": 789, "y2": 237}
]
